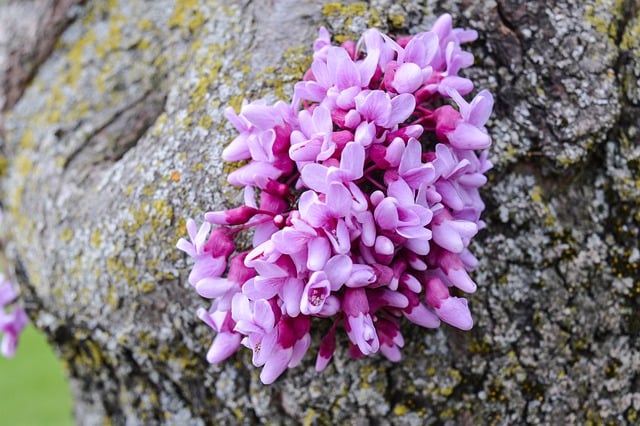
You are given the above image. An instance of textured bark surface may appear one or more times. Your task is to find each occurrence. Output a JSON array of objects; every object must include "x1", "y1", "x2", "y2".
[{"x1": 1, "y1": 0, "x2": 639, "y2": 424}]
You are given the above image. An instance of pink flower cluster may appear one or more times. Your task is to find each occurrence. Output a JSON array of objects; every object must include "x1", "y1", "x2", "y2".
[
  {"x1": 178, "y1": 14, "x2": 493, "y2": 384},
  {"x1": 0, "y1": 275, "x2": 28, "y2": 358}
]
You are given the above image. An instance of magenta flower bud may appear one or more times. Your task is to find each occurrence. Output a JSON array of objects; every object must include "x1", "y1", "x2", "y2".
[
  {"x1": 434, "y1": 105, "x2": 460, "y2": 142},
  {"x1": 262, "y1": 179, "x2": 290, "y2": 197},
  {"x1": 342, "y1": 288, "x2": 369, "y2": 317},
  {"x1": 228, "y1": 252, "x2": 256, "y2": 284},
  {"x1": 205, "y1": 205, "x2": 261, "y2": 226},
  {"x1": 372, "y1": 264, "x2": 394, "y2": 287},
  {"x1": 424, "y1": 276, "x2": 450, "y2": 309},
  {"x1": 332, "y1": 130, "x2": 354, "y2": 151},
  {"x1": 433, "y1": 248, "x2": 477, "y2": 293},
  {"x1": 340, "y1": 39, "x2": 357, "y2": 59},
  {"x1": 401, "y1": 272, "x2": 422, "y2": 293},
  {"x1": 315, "y1": 324, "x2": 337, "y2": 372},
  {"x1": 383, "y1": 61, "x2": 400, "y2": 91},
  {"x1": 424, "y1": 277, "x2": 473, "y2": 330},
  {"x1": 402, "y1": 289, "x2": 441, "y2": 328}
]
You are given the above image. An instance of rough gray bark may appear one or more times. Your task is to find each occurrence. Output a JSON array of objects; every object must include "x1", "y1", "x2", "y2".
[{"x1": 1, "y1": 0, "x2": 639, "y2": 424}]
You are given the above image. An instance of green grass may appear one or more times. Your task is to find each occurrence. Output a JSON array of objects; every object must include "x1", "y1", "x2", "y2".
[{"x1": 0, "y1": 324, "x2": 74, "y2": 426}]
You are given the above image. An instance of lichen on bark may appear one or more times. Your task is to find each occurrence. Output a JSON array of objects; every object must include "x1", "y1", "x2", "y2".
[{"x1": 0, "y1": 0, "x2": 639, "y2": 425}]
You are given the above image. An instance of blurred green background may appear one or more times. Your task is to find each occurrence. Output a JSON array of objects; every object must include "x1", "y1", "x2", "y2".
[{"x1": 0, "y1": 324, "x2": 74, "y2": 425}]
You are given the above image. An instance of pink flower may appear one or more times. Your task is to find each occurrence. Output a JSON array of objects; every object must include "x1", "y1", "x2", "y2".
[
  {"x1": 0, "y1": 277, "x2": 28, "y2": 358},
  {"x1": 431, "y1": 209, "x2": 478, "y2": 253},
  {"x1": 424, "y1": 277, "x2": 473, "y2": 330},
  {"x1": 300, "y1": 271, "x2": 334, "y2": 315},
  {"x1": 443, "y1": 89, "x2": 494, "y2": 150},
  {"x1": 376, "y1": 317, "x2": 405, "y2": 362},
  {"x1": 289, "y1": 105, "x2": 336, "y2": 163},
  {"x1": 343, "y1": 289, "x2": 380, "y2": 356},
  {"x1": 176, "y1": 220, "x2": 234, "y2": 286},
  {"x1": 178, "y1": 16, "x2": 492, "y2": 383},
  {"x1": 197, "y1": 309, "x2": 242, "y2": 364}
]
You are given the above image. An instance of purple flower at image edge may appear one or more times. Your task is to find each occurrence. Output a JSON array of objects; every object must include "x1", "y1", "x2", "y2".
[{"x1": 0, "y1": 276, "x2": 28, "y2": 358}]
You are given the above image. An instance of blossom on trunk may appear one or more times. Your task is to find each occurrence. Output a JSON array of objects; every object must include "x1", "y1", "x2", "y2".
[{"x1": 178, "y1": 14, "x2": 493, "y2": 384}]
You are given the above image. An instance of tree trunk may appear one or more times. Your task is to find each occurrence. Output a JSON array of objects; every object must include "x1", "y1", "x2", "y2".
[{"x1": 1, "y1": 0, "x2": 639, "y2": 424}]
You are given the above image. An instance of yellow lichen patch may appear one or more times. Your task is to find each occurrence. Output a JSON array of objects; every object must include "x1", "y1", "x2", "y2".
[
  {"x1": 91, "y1": 230, "x2": 102, "y2": 247},
  {"x1": 169, "y1": 0, "x2": 207, "y2": 32},
  {"x1": 358, "y1": 363, "x2": 379, "y2": 389},
  {"x1": 106, "y1": 256, "x2": 139, "y2": 287},
  {"x1": 152, "y1": 113, "x2": 168, "y2": 137},
  {"x1": 621, "y1": 18, "x2": 640, "y2": 50},
  {"x1": 137, "y1": 38, "x2": 151, "y2": 50},
  {"x1": 468, "y1": 337, "x2": 492, "y2": 354},
  {"x1": 181, "y1": 37, "x2": 227, "y2": 128},
  {"x1": 188, "y1": 10, "x2": 206, "y2": 32},
  {"x1": 257, "y1": 46, "x2": 312, "y2": 100},
  {"x1": 95, "y1": 62, "x2": 114, "y2": 94},
  {"x1": 227, "y1": 95, "x2": 245, "y2": 113},
  {"x1": 138, "y1": 19, "x2": 153, "y2": 31},
  {"x1": 439, "y1": 408, "x2": 455, "y2": 419},
  {"x1": 231, "y1": 407, "x2": 244, "y2": 421},
  {"x1": 64, "y1": 29, "x2": 96, "y2": 89},
  {"x1": 585, "y1": 0, "x2": 626, "y2": 42},
  {"x1": 152, "y1": 199, "x2": 173, "y2": 226},
  {"x1": 367, "y1": 8, "x2": 382, "y2": 28},
  {"x1": 95, "y1": 14, "x2": 125, "y2": 58},
  {"x1": 71, "y1": 100, "x2": 90, "y2": 118},
  {"x1": 322, "y1": 2, "x2": 344, "y2": 15},
  {"x1": 530, "y1": 185, "x2": 543, "y2": 203},
  {"x1": 176, "y1": 218, "x2": 187, "y2": 238},
  {"x1": 43, "y1": 86, "x2": 64, "y2": 124},
  {"x1": 170, "y1": 170, "x2": 181, "y2": 182},
  {"x1": 323, "y1": 2, "x2": 367, "y2": 17},
  {"x1": 60, "y1": 227, "x2": 74, "y2": 243},
  {"x1": 19, "y1": 128, "x2": 35, "y2": 150},
  {"x1": 122, "y1": 199, "x2": 174, "y2": 245},
  {"x1": 0, "y1": 155, "x2": 8, "y2": 178},
  {"x1": 142, "y1": 184, "x2": 156, "y2": 198},
  {"x1": 389, "y1": 14, "x2": 406, "y2": 30},
  {"x1": 76, "y1": 339, "x2": 104, "y2": 369},
  {"x1": 153, "y1": 53, "x2": 168, "y2": 69},
  {"x1": 139, "y1": 281, "x2": 155, "y2": 293},
  {"x1": 393, "y1": 404, "x2": 409, "y2": 416},
  {"x1": 321, "y1": 2, "x2": 382, "y2": 42},
  {"x1": 302, "y1": 409, "x2": 316, "y2": 426},
  {"x1": 198, "y1": 114, "x2": 213, "y2": 130}
]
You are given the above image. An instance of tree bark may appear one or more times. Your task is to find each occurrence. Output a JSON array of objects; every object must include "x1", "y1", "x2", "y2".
[{"x1": 1, "y1": 0, "x2": 639, "y2": 424}]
